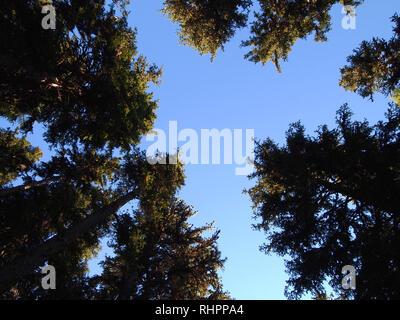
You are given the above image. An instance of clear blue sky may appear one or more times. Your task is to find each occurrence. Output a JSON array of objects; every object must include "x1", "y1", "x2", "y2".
[
  {"x1": 2, "y1": 0, "x2": 399, "y2": 300},
  {"x1": 126, "y1": 0, "x2": 399, "y2": 300}
]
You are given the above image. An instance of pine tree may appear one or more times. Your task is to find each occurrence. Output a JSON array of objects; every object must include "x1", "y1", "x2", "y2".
[
  {"x1": 248, "y1": 104, "x2": 400, "y2": 299},
  {"x1": 161, "y1": 0, "x2": 251, "y2": 60},
  {"x1": 0, "y1": 0, "x2": 161, "y2": 151},
  {"x1": 92, "y1": 150, "x2": 228, "y2": 300},
  {"x1": 0, "y1": 1, "x2": 228, "y2": 300},
  {"x1": 340, "y1": 14, "x2": 400, "y2": 101},
  {"x1": 95, "y1": 187, "x2": 228, "y2": 300},
  {"x1": 162, "y1": 0, "x2": 363, "y2": 71},
  {"x1": 0, "y1": 129, "x2": 43, "y2": 187}
]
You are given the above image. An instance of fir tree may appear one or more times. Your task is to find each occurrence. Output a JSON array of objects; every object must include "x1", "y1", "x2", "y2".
[
  {"x1": 248, "y1": 105, "x2": 400, "y2": 299},
  {"x1": 162, "y1": 0, "x2": 363, "y2": 71},
  {"x1": 340, "y1": 14, "x2": 400, "y2": 102}
]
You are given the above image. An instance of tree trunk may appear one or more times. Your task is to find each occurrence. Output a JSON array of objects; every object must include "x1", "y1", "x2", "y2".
[
  {"x1": 318, "y1": 179, "x2": 399, "y2": 215},
  {"x1": 0, "y1": 177, "x2": 62, "y2": 197},
  {"x1": 0, "y1": 191, "x2": 137, "y2": 294}
]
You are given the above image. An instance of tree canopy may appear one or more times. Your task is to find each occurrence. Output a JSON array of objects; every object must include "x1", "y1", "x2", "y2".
[
  {"x1": 0, "y1": 0, "x2": 227, "y2": 300},
  {"x1": 248, "y1": 104, "x2": 400, "y2": 299},
  {"x1": 96, "y1": 193, "x2": 228, "y2": 300},
  {"x1": 340, "y1": 14, "x2": 400, "y2": 102},
  {"x1": 162, "y1": 0, "x2": 363, "y2": 71},
  {"x1": 2, "y1": 0, "x2": 400, "y2": 302},
  {"x1": 161, "y1": 0, "x2": 251, "y2": 61},
  {"x1": 0, "y1": 0, "x2": 161, "y2": 151},
  {"x1": 247, "y1": 5, "x2": 400, "y2": 300}
]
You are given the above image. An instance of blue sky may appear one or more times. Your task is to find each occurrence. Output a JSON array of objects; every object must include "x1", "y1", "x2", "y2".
[
  {"x1": 2, "y1": 0, "x2": 399, "y2": 300},
  {"x1": 125, "y1": 1, "x2": 399, "y2": 299}
]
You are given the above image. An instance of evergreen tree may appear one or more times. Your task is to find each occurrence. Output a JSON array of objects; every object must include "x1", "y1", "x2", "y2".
[
  {"x1": 0, "y1": 129, "x2": 43, "y2": 187},
  {"x1": 95, "y1": 179, "x2": 228, "y2": 300},
  {"x1": 248, "y1": 105, "x2": 400, "y2": 299},
  {"x1": 0, "y1": 0, "x2": 161, "y2": 151},
  {"x1": 0, "y1": 1, "x2": 228, "y2": 300},
  {"x1": 162, "y1": 0, "x2": 363, "y2": 71},
  {"x1": 340, "y1": 14, "x2": 400, "y2": 102},
  {"x1": 93, "y1": 150, "x2": 228, "y2": 300},
  {"x1": 161, "y1": 0, "x2": 251, "y2": 60}
]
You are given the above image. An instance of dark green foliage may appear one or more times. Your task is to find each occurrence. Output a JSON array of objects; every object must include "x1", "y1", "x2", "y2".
[
  {"x1": 1, "y1": 146, "x2": 227, "y2": 299},
  {"x1": 0, "y1": 1, "x2": 227, "y2": 300},
  {"x1": 96, "y1": 193, "x2": 228, "y2": 300},
  {"x1": 248, "y1": 105, "x2": 400, "y2": 299},
  {"x1": 244, "y1": 0, "x2": 362, "y2": 71},
  {"x1": 161, "y1": 0, "x2": 251, "y2": 59},
  {"x1": 0, "y1": 148, "x2": 118, "y2": 272},
  {"x1": 0, "y1": 0, "x2": 160, "y2": 151},
  {"x1": 93, "y1": 153, "x2": 228, "y2": 300},
  {"x1": 163, "y1": 0, "x2": 363, "y2": 71},
  {"x1": 0, "y1": 129, "x2": 42, "y2": 186},
  {"x1": 340, "y1": 14, "x2": 400, "y2": 101}
]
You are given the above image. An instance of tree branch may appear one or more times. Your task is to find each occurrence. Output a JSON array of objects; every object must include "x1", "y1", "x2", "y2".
[
  {"x1": 0, "y1": 190, "x2": 138, "y2": 294},
  {"x1": 0, "y1": 177, "x2": 63, "y2": 197}
]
